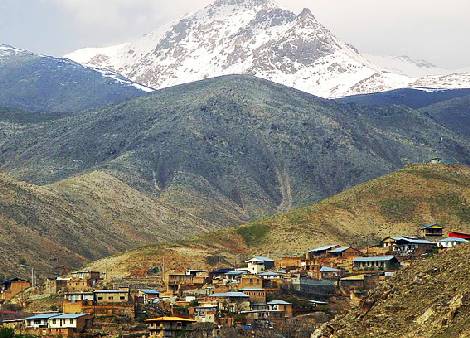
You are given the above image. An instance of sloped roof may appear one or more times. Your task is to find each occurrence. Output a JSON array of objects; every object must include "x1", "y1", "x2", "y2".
[
  {"x1": 267, "y1": 300, "x2": 292, "y2": 305},
  {"x1": 353, "y1": 256, "x2": 396, "y2": 263},
  {"x1": 25, "y1": 313, "x2": 59, "y2": 320},
  {"x1": 421, "y1": 223, "x2": 443, "y2": 229},
  {"x1": 210, "y1": 292, "x2": 249, "y2": 298},
  {"x1": 258, "y1": 271, "x2": 280, "y2": 277},
  {"x1": 246, "y1": 256, "x2": 274, "y2": 263},
  {"x1": 440, "y1": 237, "x2": 468, "y2": 243},
  {"x1": 340, "y1": 275, "x2": 365, "y2": 281},
  {"x1": 141, "y1": 289, "x2": 160, "y2": 295},
  {"x1": 49, "y1": 313, "x2": 88, "y2": 320},
  {"x1": 329, "y1": 246, "x2": 350, "y2": 253},
  {"x1": 309, "y1": 245, "x2": 338, "y2": 253},
  {"x1": 395, "y1": 237, "x2": 435, "y2": 245},
  {"x1": 320, "y1": 266, "x2": 341, "y2": 272}
]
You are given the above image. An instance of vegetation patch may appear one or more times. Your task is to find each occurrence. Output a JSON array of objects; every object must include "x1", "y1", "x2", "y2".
[
  {"x1": 236, "y1": 222, "x2": 270, "y2": 246},
  {"x1": 379, "y1": 197, "x2": 417, "y2": 222}
]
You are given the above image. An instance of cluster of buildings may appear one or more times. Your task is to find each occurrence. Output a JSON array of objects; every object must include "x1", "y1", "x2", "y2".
[{"x1": 1, "y1": 224, "x2": 468, "y2": 337}]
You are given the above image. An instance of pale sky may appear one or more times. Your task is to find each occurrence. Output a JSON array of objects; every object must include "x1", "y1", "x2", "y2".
[{"x1": 1, "y1": 0, "x2": 469, "y2": 69}]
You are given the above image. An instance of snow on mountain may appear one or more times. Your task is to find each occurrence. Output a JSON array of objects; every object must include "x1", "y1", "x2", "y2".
[
  {"x1": 66, "y1": 0, "x2": 470, "y2": 98},
  {"x1": 364, "y1": 54, "x2": 449, "y2": 77}
]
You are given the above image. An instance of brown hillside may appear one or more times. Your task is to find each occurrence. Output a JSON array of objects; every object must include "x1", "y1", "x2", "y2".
[
  {"x1": 0, "y1": 171, "x2": 224, "y2": 279},
  {"x1": 313, "y1": 244, "x2": 470, "y2": 338},
  {"x1": 86, "y1": 164, "x2": 470, "y2": 279}
]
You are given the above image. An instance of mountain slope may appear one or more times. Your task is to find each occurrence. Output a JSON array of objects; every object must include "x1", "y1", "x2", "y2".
[
  {"x1": 0, "y1": 170, "x2": 226, "y2": 279},
  {"x1": 313, "y1": 244, "x2": 470, "y2": 338},
  {"x1": 340, "y1": 88, "x2": 470, "y2": 110},
  {"x1": 1, "y1": 76, "x2": 469, "y2": 224},
  {"x1": 420, "y1": 95, "x2": 470, "y2": 137},
  {"x1": 0, "y1": 44, "x2": 151, "y2": 112},
  {"x1": 85, "y1": 164, "x2": 470, "y2": 278},
  {"x1": 66, "y1": 0, "x2": 470, "y2": 98}
]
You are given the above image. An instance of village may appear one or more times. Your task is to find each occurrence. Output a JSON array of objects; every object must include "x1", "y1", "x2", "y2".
[{"x1": 1, "y1": 224, "x2": 469, "y2": 337}]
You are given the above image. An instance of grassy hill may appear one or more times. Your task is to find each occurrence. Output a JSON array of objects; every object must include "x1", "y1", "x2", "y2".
[
  {"x1": 313, "y1": 244, "x2": 470, "y2": 337},
  {"x1": 86, "y1": 164, "x2": 470, "y2": 279},
  {"x1": 0, "y1": 171, "x2": 225, "y2": 279}
]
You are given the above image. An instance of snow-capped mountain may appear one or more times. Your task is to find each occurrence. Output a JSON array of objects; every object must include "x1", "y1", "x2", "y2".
[
  {"x1": 0, "y1": 44, "x2": 152, "y2": 112},
  {"x1": 364, "y1": 54, "x2": 449, "y2": 77},
  {"x1": 66, "y1": 0, "x2": 470, "y2": 98}
]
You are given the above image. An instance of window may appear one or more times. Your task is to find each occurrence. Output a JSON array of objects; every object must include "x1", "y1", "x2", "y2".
[
  {"x1": 70, "y1": 319, "x2": 74, "y2": 324},
  {"x1": 52, "y1": 319, "x2": 56, "y2": 324},
  {"x1": 120, "y1": 296, "x2": 125, "y2": 300},
  {"x1": 108, "y1": 296, "x2": 114, "y2": 300}
]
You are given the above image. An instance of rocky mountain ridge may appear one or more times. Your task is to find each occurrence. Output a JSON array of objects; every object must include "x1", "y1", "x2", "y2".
[{"x1": 66, "y1": 0, "x2": 470, "y2": 98}]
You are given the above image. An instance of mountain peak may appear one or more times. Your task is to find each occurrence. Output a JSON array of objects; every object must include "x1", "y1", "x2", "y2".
[{"x1": 212, "y1": 0, "x2": 277, "y2": 9}]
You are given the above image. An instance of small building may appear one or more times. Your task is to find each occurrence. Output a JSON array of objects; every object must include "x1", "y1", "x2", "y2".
[
  {"x1": 328, "y1": 246, "x2": 361, "y2": 258},
  {"x1": 94, "y1": 289, "x2": 130, "y2": 304},
  {"x1": 275, "y1": 256, "x2": 302, "y2": 270},
  {"x1": 382, "y1": 237, "x2": 436, "y2": 257},
  {"x1": 353, "y1": 256, "x2": 400, "y2": 272},
  {"x1": 25, "y1": 313, "x2": 59, "y2": 329},
  {"x1": 307, "y1": 245, "x2": 339, "y2": 259},
  {"x1": 246, "y1": 257, "x2": 275, "y2": 274},
  {"x1": 429, "y1": 157, "x2": 442, "y2": 164},
  {"x1": 420, "y1": 223, "x2": 444, "y2": 237},
  {"x1": 239, "y1": 275, "x2": 263, "y2": 290},
  {"x1": 190, "y1": 305, "x2": 218, "y2": 323},
  {"x1": 139, "y1": 289, "x2": 160, "y2": 304},
  {"x1": 438, "y1": 237, "x2": 469, "y2": 248},
  {"x1": 209, "y1": 292, "x2": 250, "y2": 313},
  {"x1": 319, "y1": 266, "x2": 343, "y2": 280},
  {"x1": 238, "y1": 288, "x2": 266, "y2": 303},
  {"x1": 47, "y1": 313, "x2": 92, "y2": 332},
  {"x1": 266, "y1": 300, "x2": 293, "y2": 318},
  {"x1": 146, "y1": 317, "x2": 195, "y2": 338}
]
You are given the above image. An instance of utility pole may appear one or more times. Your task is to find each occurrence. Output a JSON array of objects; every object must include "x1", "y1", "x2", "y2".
[{"x1": 31, "y1": 267, "x2": 35, "y2": 288}]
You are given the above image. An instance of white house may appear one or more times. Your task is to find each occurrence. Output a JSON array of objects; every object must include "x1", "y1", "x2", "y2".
[
  {"x1": 25, "y1": 313, "x2": 59, "y2": 328},
  {"x1": 245, "y1": 256, "x2": 275, "y2": 274},
  {"x1": 47, "y1": 313, "x2": 91, "y2": 330},
  {"x1": 438, "y1": 237, "x2": 468, "y2": 248}
]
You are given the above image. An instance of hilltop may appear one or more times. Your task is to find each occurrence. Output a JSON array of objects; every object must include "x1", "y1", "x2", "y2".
[
  {"x1": 85, "y1": 164, "x2": 470, "y2": 279},
  {"x1": 313, "y1": 244, "x2": 470, "y2": 337}
]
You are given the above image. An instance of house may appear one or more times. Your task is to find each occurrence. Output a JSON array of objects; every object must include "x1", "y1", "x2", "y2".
[
  {"x1": 266, "y1": 300, "x2": 293, "y2": 318},
  {"x1": 429, "y1": 157, "x2": 442, "y2": 164},
  {"x1": 328, "y1": 246, "x2": 361, "y2": 258},
  {"x1": 190, "y1": 305, "x2": 218, "y2": 323},
  {"x1": 276, "y1": 256, "x2": 302, "y2": 270},
  {"x1": 25, "y1": 313, "x2": 59, "y2": 328},
  {"x1": 67, "y1": 271, "x2": 101, "y2": 292},
  {"x1": 94, "y1": 289, "x2": 130, "y2": 304},
  {"x1": 165, "y1": 270, "x2": 209, "y2": 293},
  {"x1": 438, "y1": 237, "x2": 469, "y2": 248},
  {"x1": 353, "y1": 256, "x2": 400, "y2": 272},
  {"x1": 1, "y1": 278, "x2": 31, "y2": 301},
  {"x1": 209, "y1": 292, "x2": 250, "y2": 313},
  {"x1": 63, "y1": 292, "x2": 94, "y2": 314},
  {"x1": 239, "y1": 275, "x2": 263, "y2": 289},
  {"x1": 139, "y1": 289, "x2": 160, "y2": 304},
  {"x1": 319, "y1": 266, "x2": 344, "y2": 280},
  {"x1": 382, "y1": 237, "x2": 436, "y2": 257},
  {"x1": 307, "y1": 245, "x2": 339, "y2": 259},
  {"x1": 339, "y1": 275, "x2": 366, "y2": 291},
  {"x1": 224, "y1": 270, "x2": 246, "y2": 284},
  {"x1": 238, "y1": 288, "x2": 266, "y2": 303},
  {"x1": 246, "y1": 257, "x2": 275, "y2": 274},
  {"x1": 47, "y1": 313, "x2": 92, "y2": 336},
  {"x1": 146, "y1": 317, "x2": 196, "y2": 337},
  {"x1": 44, "y1": 277, "x2": 70, "y2": 294},
  {"x1": 420, "y1": 223, "x2": 444, "y2": 237}
]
